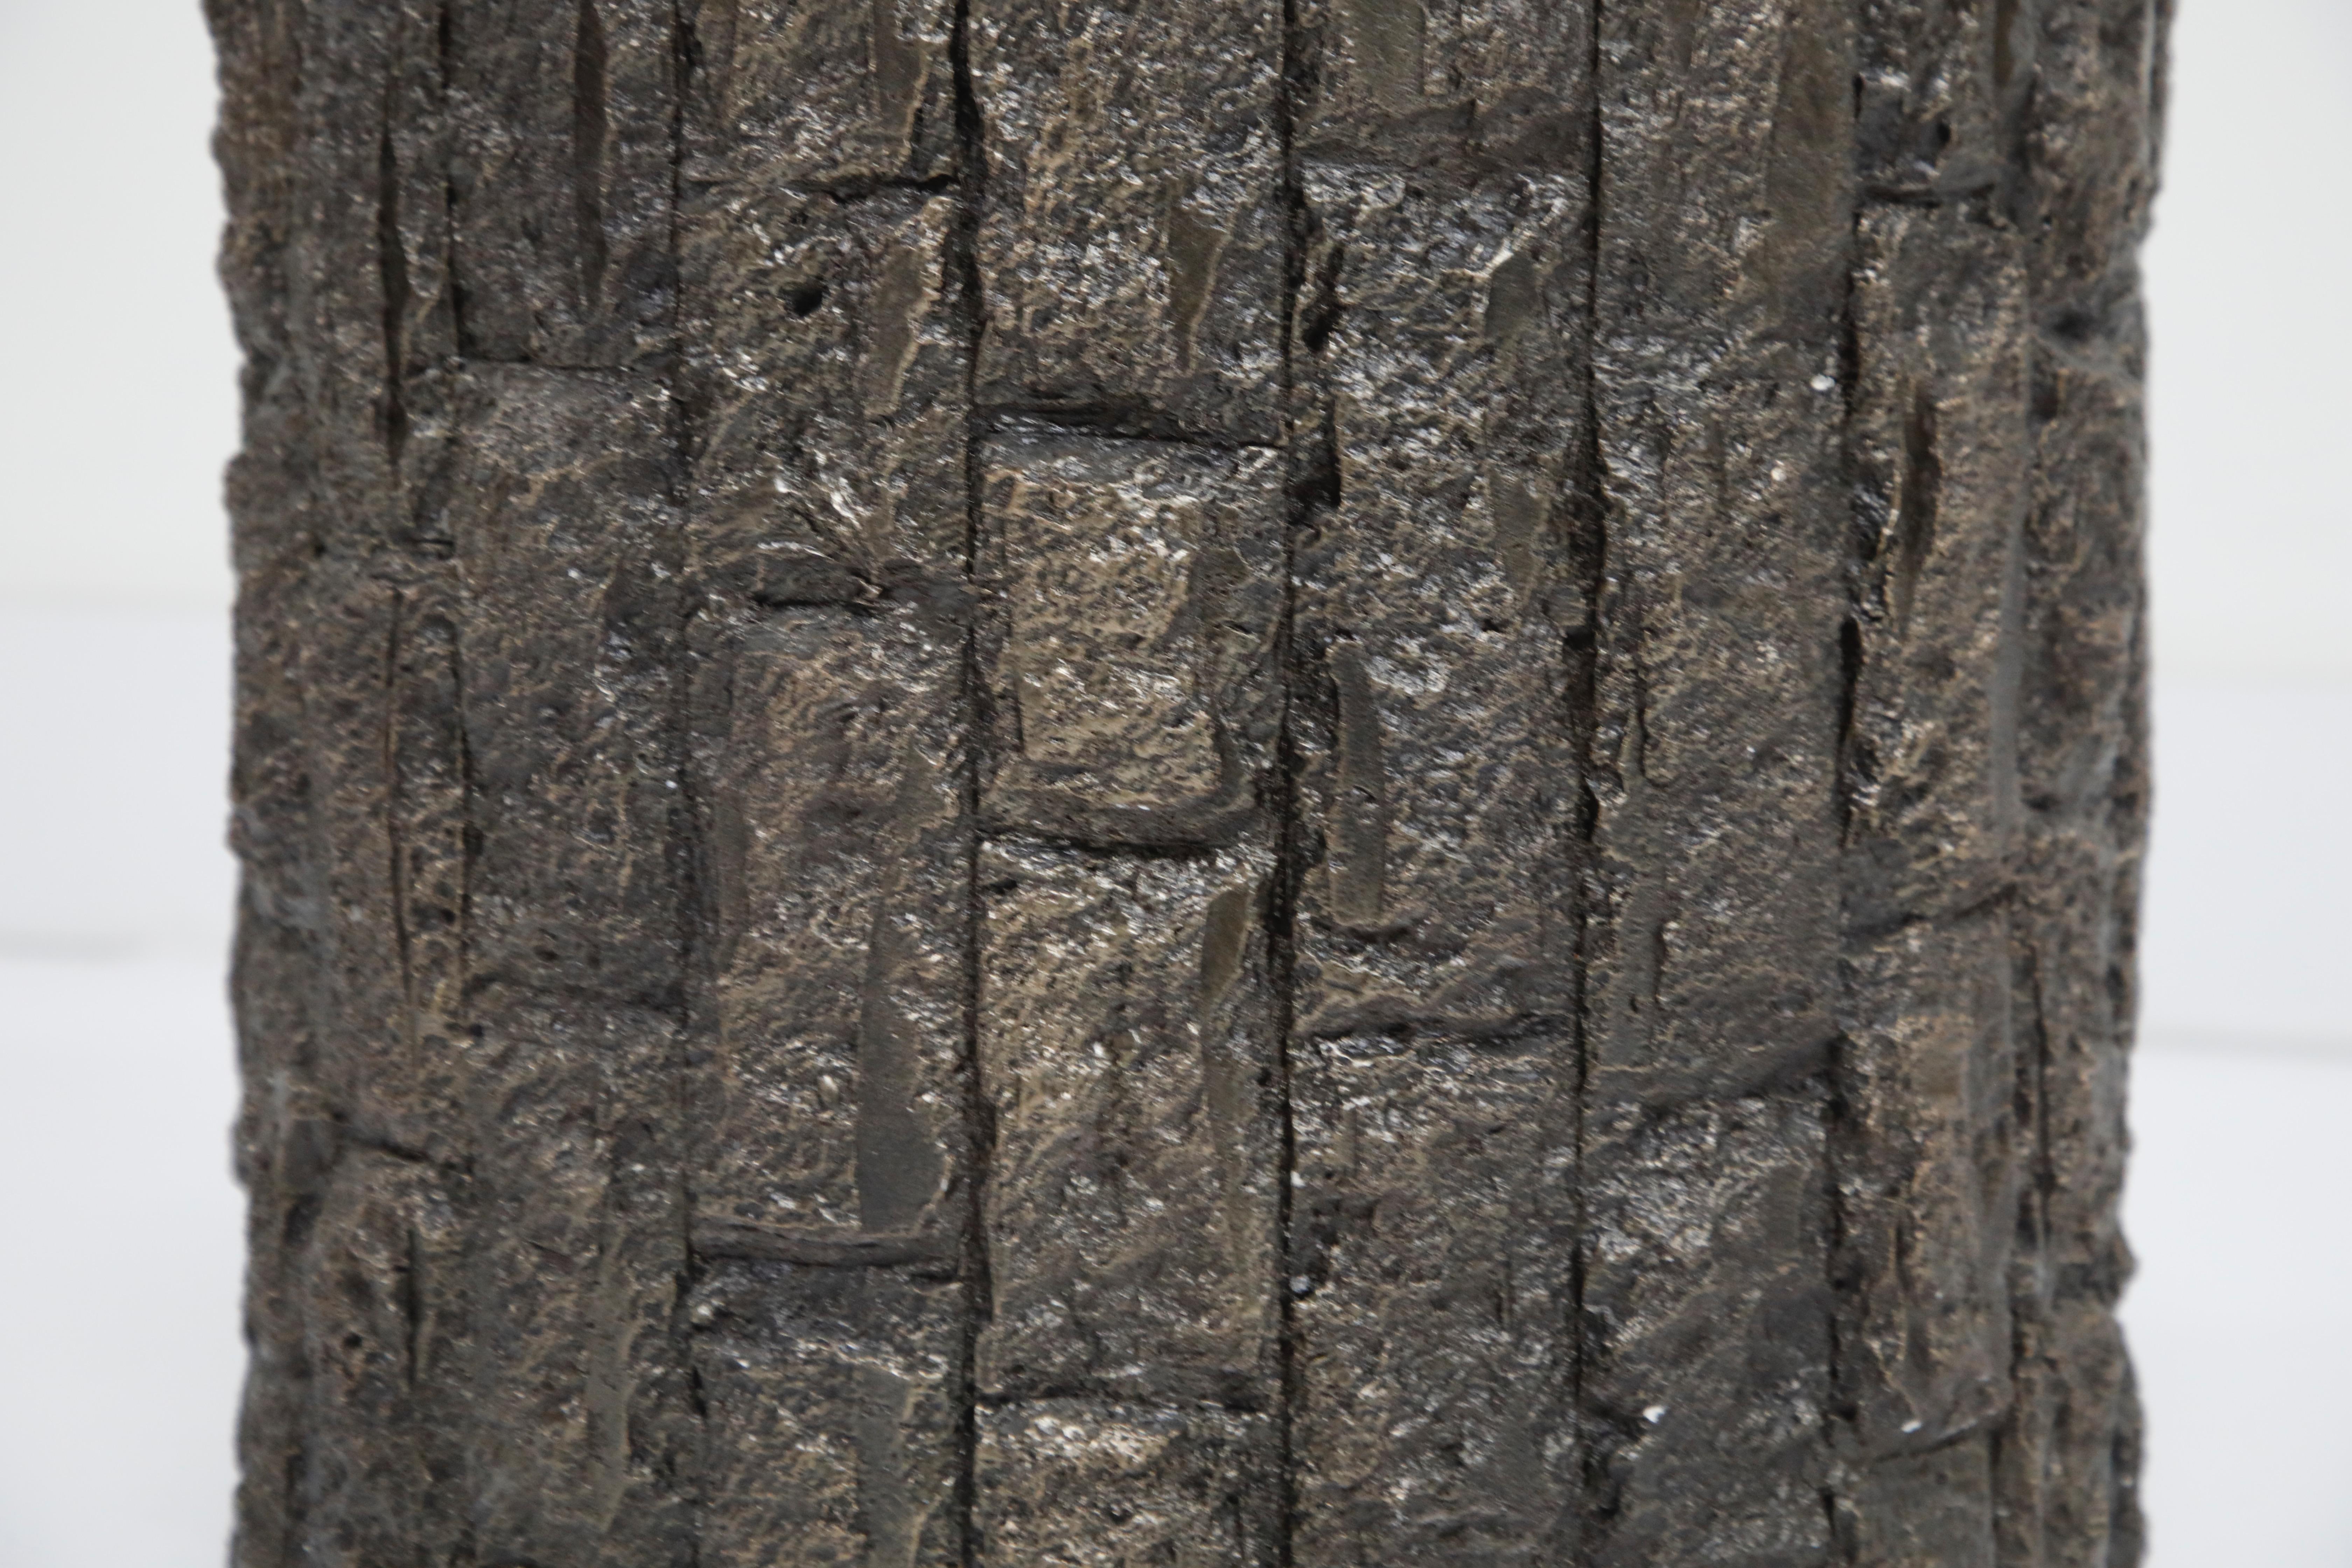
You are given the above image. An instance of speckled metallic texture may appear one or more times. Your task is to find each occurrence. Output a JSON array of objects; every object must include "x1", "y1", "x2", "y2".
[{"x1": 209, "y1": 0, "x2": 2163, "y2": 1560}]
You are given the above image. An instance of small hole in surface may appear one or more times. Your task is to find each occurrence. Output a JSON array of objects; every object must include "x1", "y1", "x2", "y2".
[{"x1": 787, "y1": 280, "x2": 827, "y2": 317}]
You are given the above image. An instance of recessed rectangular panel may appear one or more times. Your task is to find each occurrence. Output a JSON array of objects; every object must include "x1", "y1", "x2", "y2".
[
  {"x1": 976, "y1": 838, "x2": 1280, "y2": 1409},
  {"x1": 682, "y1": 188, "x2": 968, "y2": 606},
  {"x1": 1580, "y1": 1093, "x2": 1834, "y2": 1568},
  {"x1": 444, "y1": 0, "x2": 679, "y2": 366},
  {"x1": 1289, "y1": 170, "x2": 1583, "y2": 1040},
  {"x1": 1289, "y1": 1036, "x2": 1578, "y2": 1561},
  {"x1": 976, "y1": 1402, "x2": 1278, "y2": 1567},
  {"x1": 1837, "y1": 912, "x2": 2021, "y2": 1451},
  {"x1": 1293, "y1": 0, "x2": 1590, "y2": 167},
  {"x1": 693, "y1": 606, "x2": 969, "y2": 1262},
  {"x1": 979, "y1": 435, "x2": 1282, "y2": 850},
  {"x1": 971, "y1": 0, "x2": 1283, "y2": 436},
  {"x1": 1846, "y1": 204, "x2": 2031, "y2": 930},
  {"x1": 690, "y1": 1260, "x2": 966, "y2": 1568},
  {"x1": 443, "y1": 994, "x2": 695, "y2": 1568},
  {"x1": 684, "y1": 0, "x2": 959, "y2": 186},
  {"x1": 450, "y1": 365, "x2": 682, "y2": 1008}
]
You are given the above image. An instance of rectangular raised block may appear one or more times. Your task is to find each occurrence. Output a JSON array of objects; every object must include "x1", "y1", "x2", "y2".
[
  {"x1": 979, "y1": 436, "x2": 1283, "y2": 849},
  {"x1": 278, "y1": 1149, "x2": 445, "y2": 1567},
  {"x1": 443, "y1": 994, "x2": 696, "y2": 1568},
  {"x1": 683, "y1": 0, "x2": 958, "y2": 186},
  {"x1": 1293, "y1": 0, "x2": 1589, "y2": 167},
  {"x1": 1857, "y1": 0, "x2": 2023, "y2": 203},
  {"x1": 1835, "y1": 912, "x2": 2021, "y2": 1452},
  {"x1": 1837, "y1": 1436, "x2": 1999, "y2": 1568},
  {"x1": 274, "y1": 565, "x2": 472, "y2": 1164},
  {"x1": 683, "y1": 187, "x2": 968, "y2": 605},
  {"x1": 1846, "y1": 204, "x2": 2030, "y2": 931},
  {"x1": 447, "y1": 367, "x2": 682, "y2": 1006},
  {"x1": 976, "y1": 839, "x2": 1280, "y2": 1408},
  {"x1": 691, "y1": 605, "x2": 970, "y2": 1262},
  {"x1": 689, "y1": 1259, "x2": 966, "y2": 1568},
  {"x1": 976, "y1": 1402, "x2": 1278, "y2": 1567},
  {"x1": 1289, "y1": 169, "x2": 1583, "y2": 1040},
  {"x1": 2008, "y1": 354, "x2": 2142, "y2": 1548},
  {"x1": 267, "y1": 2, "x2": 456, "y2": 547},
  {"x1": 2027, "y1": 0, "x2": 2164, "y2": 342},
  {"x1": 1580, "y1": 1094, "x2": 1833, "y2": 1568},
  {"x1": 2018, "y1": 356, "x2": 2144, "y2": 825},
  {"x1": 443, "y1": 0, "x2": 678, "y2": 366},
  {"x1": 1289, "y1": 1036, "x2": 1579, "y2": 1561},
  {"x1": 1838, "y1": 202, "x2": 2039, "y2": 1483},
  {"x1": 971, "y1": 0, "x2": 1283, "y2": 436},
  {"x1": 1581, "y1": 8, "x2": 1856, "y2": 1555},
  {"x1": 1995, "y1": 1295, "x2": 2138, "y2": 1568},
  {"x1": 298, "y1": 567, "x2": 470, "y2": 1157},
  {"x1": 1584, "y1": 0, "x2": 1855, "y2": 1108}
]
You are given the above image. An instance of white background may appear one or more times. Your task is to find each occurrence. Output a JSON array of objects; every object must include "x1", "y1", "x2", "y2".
[{"x1": 1, "y1": 0, "x2": 2346, "y2": 1563}]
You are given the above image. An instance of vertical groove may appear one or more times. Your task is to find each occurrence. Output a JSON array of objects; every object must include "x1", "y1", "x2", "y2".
[
  {"x1": 572, "y1": 0, "x2": 611, "y2": 323},
  {"x1": 662, "y1": 8, "x2": 702, "y2": 1563},
  {"x1": 385, "y1": 590, "x2": 415, "y2": 1021},
  {"x1": 948, "y1": 1, "x2": 990, "y2": 1559},
  {"x1": 1269, "y1": 0, "x2": 1306, "y2": 1555},
  {"x1": 1823, "y1": 80, "x2": 1871, "y2": 1566},
  {"x1": 1568, "y1": 1, "x2": 1605, "y2": 1559},
  {"x1": 437, "y1": 1, "x2": 469, "y2": 358},
  {"x1": 377, "y1": 95, "x2": 410, "y2": 479},
  {"x1": 2008, "y1": 10, "x2": 2055, "y2": 1561}
]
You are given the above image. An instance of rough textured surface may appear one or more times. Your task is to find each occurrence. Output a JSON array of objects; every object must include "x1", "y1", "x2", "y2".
[{"x1": 211, "y1": 0, "x2": 2165, "y2": 1561}]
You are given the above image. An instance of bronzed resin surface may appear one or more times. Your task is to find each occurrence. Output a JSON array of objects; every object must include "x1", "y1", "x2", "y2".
[{"x1": 210, "y1": 0, "x2": 2161, "y2": 1560}]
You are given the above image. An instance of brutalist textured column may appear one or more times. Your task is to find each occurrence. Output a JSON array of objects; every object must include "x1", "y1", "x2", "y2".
[{"x1": 210, "y1": 0, "x2": 2164, "y2": 1562}]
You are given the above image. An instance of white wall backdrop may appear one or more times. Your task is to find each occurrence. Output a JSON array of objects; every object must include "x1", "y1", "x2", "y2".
[{"x1": 0, "y1": 0, "x2": 2344, "y2": 1563}]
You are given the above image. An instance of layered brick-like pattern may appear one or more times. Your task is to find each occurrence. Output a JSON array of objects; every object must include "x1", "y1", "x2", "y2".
[{"x1": 212, "y1": 0, "x2": 2163, "y2": 1561}]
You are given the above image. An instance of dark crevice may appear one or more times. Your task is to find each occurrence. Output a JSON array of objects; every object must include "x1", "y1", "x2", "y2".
[
  {"x1": 449, "y1": 354, "x2": 639, "y2": 377},
  {"x1": 1893, "y1": 1411, "x2": 2007, "y2": 1460},
  {"x1": 2021, "y1": 938, "x2": 2058, "y2": 1246},
  {"x1": 572, "y1": 0, "x2": 610, "y2": 324},
  {"x1": 1889, "y1": 383, "x2": 1941, "y2": 635},
  {"x1": 1832, "y1": 148, "x2": 1870, "y2": 842},
  {"x1": 1568, "y1": 2, "x2": 1605, "y2": 1563},
  {"x1": 948, "y1": 0, "x2": 991, "y2": 1558},
  {"x1": 377, "y1": 100, "x2": 410, "y2": 479},
  {"x1": 1297, "y1": 1012, "x2": 1583, "y2": 1052},
  {"x1": 1272, "y1": 0, "x2": 1307, "y2": 1550},
  {"x1": 770, "y1": 172, "x2": 964, "y2": 203},
  {"x1": 1995, "y1": 0, "x2": 2042, "y2": 227},
  {"x1": 401, "y1": 1225, "x2": 426, "y2": 1389},
  {"x1": 384, "y1": 592, "x2": 415, "y2": 1018},
  {"x1": 1823, "y1": 51, "x2": 1874, "y2": 1559},
  {"x1": 1841, "y1": 878, "x2": 2021, "y2": 943},
  {"x1": 449, "y1": 600, "x2": 477, "y2": 1011},
  {"x1": 322, "y1": 1114, "x2": 451, "y2": 1173},
  {"x1": 1292, "y1": 398, "x2": 1342, "y2": 518},
  {"x1": 439, "y1": 0, "x2": 471, "y2": 358},
  {"x1": 1297, "y1": 238, "x2": 1342, "y2": 356},
  {"x1": 973, "y1": 822, "x2": 1246, "y2": 862},
  {"x1": 688, "y1": 1217, "x2": 960, "y2": 1271},
  {"x1": 1821, "y1": 1042, "x2": 1862, "y2": 1566},
  {"x1": 1835, "y1": 616, "x2": 1867, "y2": 841},
  {"x1": 2007, "y1": 924, "x2": 2056, "y2": 1543},
  {"x1": 1993, "y1": 0, "x2": 2020, "y2": 100},
  {"x1": 660, "y1": 6, "x2": 705, "y2": 1560},
  {"x1": 459, "y1": 967, "x2": 688, "y2": 1020}
]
